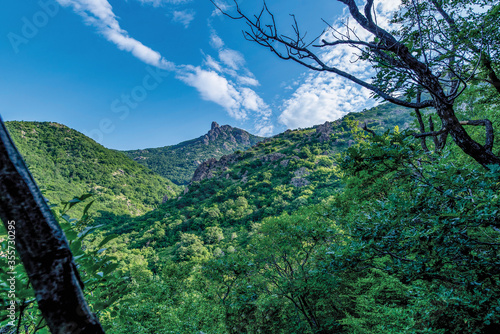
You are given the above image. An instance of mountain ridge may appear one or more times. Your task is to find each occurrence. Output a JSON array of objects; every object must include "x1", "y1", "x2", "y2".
[
  {"x1": 110, "y1": 102, "x2": 414, "y2": 240},
  {"x1": 123, "y1": 121, "x2": 264, "y2": 185},
  {"x1": 188, "y1": 104, "x2": 414, "y2": 185}
]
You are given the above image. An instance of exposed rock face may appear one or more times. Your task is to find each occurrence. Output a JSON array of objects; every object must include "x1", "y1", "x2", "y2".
[
  {"x1": 112, "y1": 169, "x2": 125, "y2": 176},
  {"x1": 192, "y1": 158, "x2": 218, "y2": 181},
  {"x1": 290, "y1": 177, "x2": 310, "y2": 187},
  {"x1": 162, "y1": 194, "x2": 169, "y2": 203},
  {"x1": 124, "y1": 121, "x2": 263, "y2": 185},
  {"x1": 202, "y1": 121, "x2": 252, "y2": 146},
  {"x1": 280, "y1": 159, "x2": 289, "y2": 167},
  {"x1": 315, "y1": 121, "x2": 333, "y2": 142},
  {"x1": 260, "y1": 153, "x2": 286, "y2": 163},
  {"x1": 191, "y1": 154, "x2": 239, "y2": 182},
  {"x1": 294, "y1": 167, "x2": 310, "y2": 177}
]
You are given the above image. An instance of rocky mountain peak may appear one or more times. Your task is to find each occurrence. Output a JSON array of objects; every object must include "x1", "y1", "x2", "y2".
[{"x1": 202, "y1": 122, "x2": 253, "y2": 146}]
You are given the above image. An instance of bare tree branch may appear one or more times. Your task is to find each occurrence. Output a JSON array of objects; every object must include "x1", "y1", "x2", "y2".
[
  {"x1": 460, "y1": 119, "x2": 494, "y2": 152},
  {"x1": 212, "y1": 0, "x2": 500, "y2": 167},
  {"x1": 414, "y1": 127, "x2": 449, "y2": 139}
]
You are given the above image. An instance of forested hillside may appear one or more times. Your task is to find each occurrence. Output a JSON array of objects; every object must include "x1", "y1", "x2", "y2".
[
  {"x1": 5, "y1": 121, "x2": 180, "y2": 221},
  {"x1": 94, "y1": 89, "x2": 500, "y2": 334},
  {"x1": 1, "y1": 0, "x2": 500, "y2": 333},
  {"x1": 111, "y1": 103, "x2": 414, "y2": 241},
  {"x1": 124, "y1": 122, "x2": 263, "y2": 185},
  {"x1": 2, "y1": 89, "x2": 500, "y2": 333}
]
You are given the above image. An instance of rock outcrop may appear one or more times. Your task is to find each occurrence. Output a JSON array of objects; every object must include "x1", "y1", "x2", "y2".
[
  {"x1": 315, "y1": 121, "x2": 333, "y2": 142},
  {"x1": 260, "y1": 152, "x2": 286, "y2": 163},
  {"x1": 290, "y1": 177, "x2": 310, "y2": 187},
  {"x1": 191, "y1": 158, "x2": 218, "y2": 182},
  {"x1": 191, "y1": 153, "x2": 239, "y2": 182},
  {"x1": 202, "y1": 122, "x2": 252, "y2": 146}
]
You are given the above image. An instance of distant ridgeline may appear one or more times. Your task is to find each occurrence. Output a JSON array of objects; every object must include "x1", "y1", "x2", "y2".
[
  {"x1": 112, "y1": 103, "x2": 414, "y2": 244},
  {"x1": 123, "y1": 122, "x2": 264, "y2": 185},
  {"x1": 5, "y1": 104, "x2": 412, "y2": 229},
  {"x1": 6, "y1": 121, "x2": 181, "y2": 223}
]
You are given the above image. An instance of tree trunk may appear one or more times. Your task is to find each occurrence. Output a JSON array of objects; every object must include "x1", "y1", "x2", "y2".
[
  {"x1": 0, "y1": 118, "x2": 105, "y2": 334},
  {"x1": 433, "y1": 100, "x2": 500, "y2": 167},
  {"x1": 340, "y1": 0, "x2": 500, "y2": 168},
  {"x1": 481, "y1": 54, "x2": 500, "y2": 95}
]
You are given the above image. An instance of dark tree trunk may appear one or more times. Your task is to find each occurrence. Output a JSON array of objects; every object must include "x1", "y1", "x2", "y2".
[
  {"x1": 0, "y1": 118, "x2": 105, "y2": 334},
  {"x1": 432, "y1": 99, "x2": 500, "y2": 168},
  {"x1": 341, "y1": 0, "x2": 500, "y2": 168},
  {"x1": 482, "y1": 54, "x2": 500, "y2": 95}
]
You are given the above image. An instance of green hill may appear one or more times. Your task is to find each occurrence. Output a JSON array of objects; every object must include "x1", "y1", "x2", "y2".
[
  {"x1": 6, "y1": 121, "x2": 181, "y2": 222},
  {"x1": 92, "y1": 103, "x2": 416, "y2": 332},
  {"x1": 111, "y1": 103, "x2": 414, "y2": 247},
  {"x1": 123, "y1": 121, "x2": 264, "y2": 185}
]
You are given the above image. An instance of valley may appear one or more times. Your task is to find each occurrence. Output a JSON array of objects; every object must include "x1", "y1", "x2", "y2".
[{"x1": 2, "y1": 98, "x2": 500, "y2": 333}]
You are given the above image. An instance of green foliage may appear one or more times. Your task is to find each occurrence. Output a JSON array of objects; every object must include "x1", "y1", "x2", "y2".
[
  {"x1": 124, "y1": 124, "x2": 263, "y2": 185},
  {"x1": 202, "y1": 204, "x2": 415, "y2": 333},
  {"x1": 6, "y1": 121, "x2": 180, "y2": 226},
  {"x1": 0, "y1": 197, "x2": 127, "y2": 332},
  {"x1": 113, "y1": 104, "x2": 412, "y2": 254},
  {"x1": 174, "y1": 233, "x2": 209, "y2": 262},
  {"x1": 204, "y1": 226, "x2": 225, "y2": 244},
  {"x1": 333, "y1": 129, "x2": 500, "y2": 333},
  {"x1": 102, "y1": 261, "x2": 226, "y2": 333},
  {"x1": 13, "y1": 102, "x2": 499, "y2": 333}
]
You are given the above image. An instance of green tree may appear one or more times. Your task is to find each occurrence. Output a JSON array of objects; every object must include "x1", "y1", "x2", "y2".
[
  {"x1": 333, "y1": 130, "x2": 500, "y2": 332},
  {"x1": 0, "y1": 196, "x2": 125, "y2": 333},
  {"x1": 205, "y1": 226, "x2": 225, "y2": 244},
  {"x1": 204, "y1": 206, "x2": 352, "y2": 333},
  {"x1": 175, "y1": 233, "x2": 209, "y2": 262},
  {"x1": 213, "y1": 0, "x2": 500, "y2": 167}
]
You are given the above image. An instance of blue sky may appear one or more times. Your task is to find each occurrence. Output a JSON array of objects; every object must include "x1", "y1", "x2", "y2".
[{"x1": 0, "y1": 0, "x2": 399, "y2": 150}]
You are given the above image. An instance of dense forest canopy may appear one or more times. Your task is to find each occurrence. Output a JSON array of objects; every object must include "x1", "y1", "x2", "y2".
[{"x1": 1, "y1": 0, "x2": 500, "y2": 333}]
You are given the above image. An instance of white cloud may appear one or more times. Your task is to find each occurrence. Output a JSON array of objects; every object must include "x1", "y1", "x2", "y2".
[
  {"x1": 375, "y1": 0, "x2": 401, "y2": 14},
  {"x1": 136, "y1": 0, "x2": 191, "y2": 7},
  {"x1": 211, "y1": 0, "x2": 230, "y2": 16},
  {"x1": 176, "y1": 66, "x2": 272, "y2": 125},
  {"x1": 237, "y1": 76, "x2": 259, "y2": 87},
  {"x1": 171, "y1": 10, "x2": 195, "y2": 28},
  {"x1": 56, "y1": 0, "x2": 174, "y2": 69},
  {"x1": 176, "y1": 66, "x2": 247, "y2": 119},
  {"x1": 209, "y1": 31, "x2": 224, "y2": 49},
  {"x1": 204, "y1": 54, "x2": 223, "y2": 72},
  {"x1": 279, "y1": 72, "x2": 375, "y2": 129},
  {"x1": 174, "y1": 28, "x2": 271, "y2": 134},
  {"x1": 254, "y1": 122, "x2": 274, "y2": 136},
  {"x1": 278, "y1": 0, "x2": 401, "y2": 129},
  {"x1": 240, "y1": 87, "x2": 270, "y2": 116},
  {"x1": 208, "y1": 30, "x2": 261, "y2": 86},
  {"x1": 218, "y1": 49, "x2": 245, "y2": 70},
  {"x1": 59, "y1": 0, "x2": 272, "y2": 136}
]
